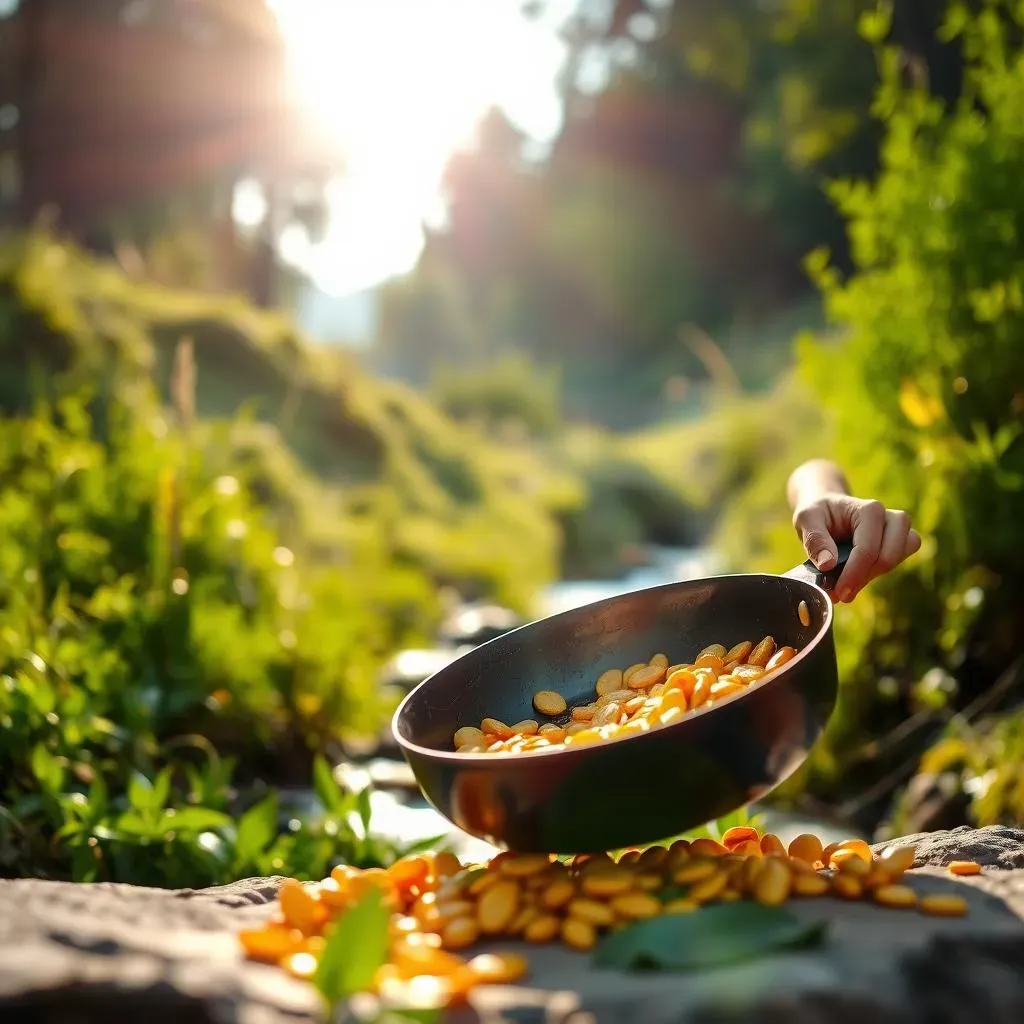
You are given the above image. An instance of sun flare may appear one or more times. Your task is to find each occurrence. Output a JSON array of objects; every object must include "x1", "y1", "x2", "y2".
[{"x1": 267, "y1": 0, "x2": 568, "y2": 297}]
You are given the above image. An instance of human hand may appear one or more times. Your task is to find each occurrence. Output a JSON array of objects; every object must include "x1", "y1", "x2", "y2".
[{"x1": 787, "y1": 460, "x2": 922, "y2": 603}]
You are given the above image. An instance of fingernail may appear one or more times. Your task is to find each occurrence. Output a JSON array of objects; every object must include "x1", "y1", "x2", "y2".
[{"x1": 813, "y1": 550, "x2": 836, "y2": 569}]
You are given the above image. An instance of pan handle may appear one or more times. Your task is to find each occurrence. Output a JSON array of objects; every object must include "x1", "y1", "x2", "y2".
[{"x1": 782, "y1": 538, "x2": 854, "y2": 593}]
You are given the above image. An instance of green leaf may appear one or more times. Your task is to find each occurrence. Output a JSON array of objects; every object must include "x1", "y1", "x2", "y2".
[
  {"x1": 312, "y1": 755, "x2": 343, "y2": 814},
  {"x1": 591, "y1": 904, "x2": 828, "y2": 972},
  {"x1": 235, "y1": 793, "x2": 278, "y2": 863},
  {"x1": 30, "y1": 744, "x2": 64, "y2": 794},
  {"x1": 356, "y1": 786, "x2": 373, "y2": 838},
  {"x1": 158, "y1": 807, "x2": 233, "y2": 833},
  {"x1": 398, "y1": 834, "x2": 449, "y2": 857},
  {"x1": 314, "y1": 887, "x2": 391, "y2": 1007}
]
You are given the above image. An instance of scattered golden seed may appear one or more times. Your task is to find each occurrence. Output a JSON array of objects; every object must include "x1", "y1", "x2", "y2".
[
  {"x1": 874, "y1": 885, "x2": 917, "y2": 910},
  {"x1": 948, "y1": 860, "x2": 981, "y2": 877},
  {"x1": 919, "y1": 894, "x2": 969, "y2": 917},
  {"x1": 798, "y1": 600, "x2": 811, "y2": 627}
]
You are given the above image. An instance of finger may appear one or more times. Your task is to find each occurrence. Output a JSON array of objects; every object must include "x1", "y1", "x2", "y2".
[
  {"x1": 867, "y1": 509, "x2": 912, "y2": 583},
  {"x1": 906, "y1": 528, "x2": 922, "y2": 559},
  {"x1": 793, "y1": 504, "x2": 840, "y2": 571},
  {"x1": 834, "y1": 500, "x2": 886, "y2": 601}
]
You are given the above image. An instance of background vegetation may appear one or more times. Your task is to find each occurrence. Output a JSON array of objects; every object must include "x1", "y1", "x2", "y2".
[{"x1": 0, "y1": 0, "x2": 1022, "y2": 887}]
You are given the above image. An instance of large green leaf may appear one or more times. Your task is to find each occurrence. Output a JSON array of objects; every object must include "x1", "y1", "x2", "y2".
[
  {"x1": 314, "y1": 887, "x2": 391, "y2": 1007},
  {"x1": 591, "y1": 904, "x2": 828, "y2": 972}
]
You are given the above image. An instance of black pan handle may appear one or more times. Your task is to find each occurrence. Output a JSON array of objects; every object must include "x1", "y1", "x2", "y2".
[{"x1": 782, "y1": 538, "x2": 854, "y2": 593}]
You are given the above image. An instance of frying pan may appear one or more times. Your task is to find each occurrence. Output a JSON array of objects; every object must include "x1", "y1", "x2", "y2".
[{"x1": 392, "y1": 542, "x2": 853, "y2": 854}]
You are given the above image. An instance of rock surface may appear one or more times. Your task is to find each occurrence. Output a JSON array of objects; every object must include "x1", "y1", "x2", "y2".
[{"x1": 3, "y1": 826, "x2": 1024, "y2": 1024}]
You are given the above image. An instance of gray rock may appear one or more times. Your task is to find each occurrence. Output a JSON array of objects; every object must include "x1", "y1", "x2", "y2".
[{"x1": 2, "y1": 827, "x2": 1024, "y2": 1023}]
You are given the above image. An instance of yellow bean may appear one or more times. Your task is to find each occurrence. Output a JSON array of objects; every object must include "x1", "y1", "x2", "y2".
[
  {"x1": 663, "y1": 898, "x2": 698, "y2": 914},
  {"x1": 500, "y1": 854, "x2": 551, "y2": 878},
  {"x1": 540, "y1": 878, "x2": 576, "y2": 910},
  {"x1": 798, "y1": 600, "x2": 811, "y2": 627},
  {"x1": 689, "y1": 837, "x2": 729, "y2": 858},
  {"x1": 833, "y1": 849, "x2": 872, "y2": 877},
  {"x1": 791, "y1": 872, "x2": 830, "y2": 897},
  {"x1": 748, "y1": 636, "x2": 777, "y2": 668},
  {"x1": 441, "y1": 916, "x2": 480, "y2": 949},
  {"x1": 948, "y1": 860, "x2": 981, "y2": 876},
  {"x1": 533, "y1": 691, "x2": 567, "y2": 716},
  {"x1": 919, "y1": 894, "x2": 969, "y2": 917},
  {"x1": 481, "y1": 718, "x2": 513, "y2": 739},
  {"x1": 753, "y1": 858, "x2": 791, "y2": 907},
  {"x1": 524, "y1": 914, "x2": 561, "y2": 943},
  {"x1": 595, "y1": 668, "x2": 625, "y2": 696},
  {"x1": 874, "y1": 884, "x2": 917, "y2": 909},
  {"x1": 760, "y1": 833, "x2": 786, "y2": 857},
  {"x1": 511, "y1": 719, "x2": 539, "y2": 736},
  {"x1": 622, "y1": 662, "x2": 648, "y2": 686},
  {"x1": 597, "y1": 688, "x2": 634, "y2": 707},
  {"x1": 561, "y1": 917, "x2": 597, "y2": 951},
  {"x1": 468, "y1": 952, "x2": 529, "y2": 984},
  {"x1": 628, "y1": 664, "x2": 667, "y2": 690},
  {"x1": 831, "y1": 839, "x2": 872, "y2": 865},
  {"x1": 673, "y1": 861, "x2": 719, "y2": 886},
  {"x1": 725, "y1": 640, "x2": 754, "y2": 663},
  {"x1": 832, "y1": 874, "x2": 862, "y2": 900},
  {"x1": 766, "y1": 646, "x2": 797, "y2": 672},
  {"x1": 568, "y1": 898, "x2": 615, "y2": 927},
  {"x1": 436, "y1": 899, "x2": 475, "y2": 923},
  {"x1": 454, "y1": 726, "x2": 486, "y2": 749},
  {"x1": 477, "y1": 880, "x2": 520, "y2": 934},
  {"x1": 610, "y1": 893, "x2": 661, "y2": 920},
  {"x1": 788, "y1": 833, "x2": 824, "y2": 865},
  {"x1": 649, "y1": 653, "x2": 669, "y2": 668},
  {"x1": 580, "y1": 868, "x2": 634, "y2": 897},
  {"x1": 695, "y1": 644, "x2": 727, "y2": 661},
  {"x1": 876, "y1": 843, "x2": 917, "y2": 876},
  {"x1": 571, "y1": 705, "x2": 596, "y2": 722},
  {"x1": 538, "y1": 724, "x2": 566, "y2": 743},
  {"x1": 689, "y1": 871, "x2": 729, "y2": 904}
]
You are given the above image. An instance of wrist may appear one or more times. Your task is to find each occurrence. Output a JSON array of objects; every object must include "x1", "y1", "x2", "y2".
[{"x1": 787, "y1": 459, "x2": 850, "y2": 510}]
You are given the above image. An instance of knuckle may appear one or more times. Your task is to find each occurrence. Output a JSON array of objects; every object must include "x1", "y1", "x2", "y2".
[
  {"x1": 862, "y1": 499, "x2": 886, "y2": 519},
  {"x1": 889, "y1": 509, "x2": 911, "y2": 530}
]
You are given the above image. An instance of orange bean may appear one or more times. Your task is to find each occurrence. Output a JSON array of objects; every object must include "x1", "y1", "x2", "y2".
[
  {"x1": 595, "y1": 669, "x2": 624, "y2": 696},
  {"x1": 696, "y1": 644, "x2": 727, "y2": 661},
  {"x1": 748, "y1": 636, "x2": 777, "y2": 668},
  {"x1": 722, "y1": 826, "x2": 760, "y2": 850},
  {"x1": 695, "y1": 654, "x2": 725, "y2": 674},
  {"x1": 649, "y1": 653, "x2": 669, "y2": 669},
  {"x1": 874, "y1": 884, "x2": 917, "y2": 909},
  {"x1": 919, "y1": 894, "x2": 969, "y2": 917},
  {"x1": 239, "y1": 925, "x2": 304, "y2": 963},
  {"x1": 948, "y1": 860, "x2": 981, "y2": 876},
  {"x1": 689, "y1": 837, "x2": 729, "y2": 858},
  {"x1": 725, "y1": 640, "x2": 754, "y2": 664},
  {"x1": 524, "y1": 914, "x2": 561, "y2": 943},
  {"x1": 481, "y1": 718, "x2": 513, "y2": 739},
  {"x1": 628, "y1": 664, "x2": 667, "y2": 690},
  {"x1": 753, "y1": 857, "x2": 791, "y2": 907},
  {"x1": 788, "y1": 833, "x2": 824, "y2": 865},
  {"x1": 760, "y1": 833, "x2": 786, "y2": 857},
  {"x1": 798, "y1": 600, "x2": 811, "y2": 627},
  {"x1": 622, "y1": 662, "x2": 648, "y2": 686},
  {"x1": 766, "y1": 646, "x2": 797, "y2": 672}
]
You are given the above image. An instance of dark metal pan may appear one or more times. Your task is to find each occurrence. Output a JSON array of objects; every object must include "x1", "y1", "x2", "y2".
[{"x1": 392, "y1": 543, "x2": 853, "y2": 854}]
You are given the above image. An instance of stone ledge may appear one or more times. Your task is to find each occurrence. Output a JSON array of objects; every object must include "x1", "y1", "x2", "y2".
[{"x1": 1, "y1": 826, "x2": 1023, "y2": 1024}]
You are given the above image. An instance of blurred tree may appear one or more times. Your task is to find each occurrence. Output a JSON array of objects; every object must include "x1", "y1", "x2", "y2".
[{"x1": 0, "y1": 0, "x2": 338, "y2": 305}]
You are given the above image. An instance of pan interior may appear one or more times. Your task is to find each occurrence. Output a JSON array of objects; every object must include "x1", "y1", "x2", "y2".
[{"x1": 396, "y1": 573, "x2": 830, "y2": 753}]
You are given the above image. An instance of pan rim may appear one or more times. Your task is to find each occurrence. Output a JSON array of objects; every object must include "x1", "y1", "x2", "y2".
[{"x1": 391, "y1": 570, "x2": 835, "y2": 763}]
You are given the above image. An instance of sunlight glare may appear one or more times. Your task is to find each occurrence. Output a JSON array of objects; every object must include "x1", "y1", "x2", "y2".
[{"x1": 269, "y1": 0, "x2": 567, "y2": 296}]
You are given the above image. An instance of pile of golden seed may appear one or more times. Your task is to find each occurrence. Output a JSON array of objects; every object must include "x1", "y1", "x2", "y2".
[
  {"x1": 239, "y1": 825, "x2": 978, "y2": 1010},
  {"x1": 454, "y1": 633, "x2": 807, "y2": 756}
]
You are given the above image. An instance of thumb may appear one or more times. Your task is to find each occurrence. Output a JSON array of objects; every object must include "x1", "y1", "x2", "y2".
[{"x1": 794, "y1": 505, "x2": 839, "y2": 571}]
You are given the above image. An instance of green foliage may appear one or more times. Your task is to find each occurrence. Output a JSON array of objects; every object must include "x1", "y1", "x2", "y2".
[
  {"x1": 315, "y1": 888, "x2": 392, "y2": 1008},
  {"x1": 430, "y1": 352, "x2": 563, "y2": 440},
  {"x1": 716, "y1": 0, "x2": 1024, "y2": 829},
  {"x1": 592, "y1": 904, "x2": 828, "y2": 972}
]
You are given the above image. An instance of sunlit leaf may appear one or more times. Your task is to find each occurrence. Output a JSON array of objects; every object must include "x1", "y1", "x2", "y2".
[
  {"x1": 234, "y1": 793, "x2": 279, "y2": 863},
  {"x1": 314, "y1": 887, "x2": 391, "y2": 1007}
]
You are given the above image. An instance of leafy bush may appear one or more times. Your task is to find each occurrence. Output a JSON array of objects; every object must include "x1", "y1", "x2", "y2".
[
  {"x1": 0, "y1": 380, "x2": 444, "y2": 883},
  {"x1": 718, "y1": 0, "x2": 1024, "y2": 833}
]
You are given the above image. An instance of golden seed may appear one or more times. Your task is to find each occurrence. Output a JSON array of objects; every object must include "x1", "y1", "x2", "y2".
[
  {"x1": 610, "y1": 893, "x2": 661, "y2": 920},
  {"x1": 480, "y1": 718, "x2": 513, "y2": 739},
  {"x1": 477, "y1": 880, "x2": 520, "y2": 934},
  {"x1": 748, "y1": 636, "x2": 777, "y2": 668},
  {"x1": 663, "y1": 898, "x2": 698, "y2": 914},
  {"x1": 567, "y1": 898, "x2": 615, "y2": 927},
  {"x1": 524, "y1": 914, "x2": 561, "y2": 943},
  {"x1": 673, "y1": 860, "x2": 719, "y2": 885},
  {"x1": 788, "y1": 833, "x2": 824, "y2": 865},
  {"x1": 469, "y1": 952, "x2": 529, "y2": 984},
  {"x1": 919, "y1": 894, "x2": 969, "y2": 917},
  {"x1": 533, "y1": 691, "x2": 567, "y2": 717},
  {"x1": 874, "y1": 884, "x2": 917, "y2": 909},
  {"x1": 798, "y1": 600, "x2": 811, "y2": 627},
  {"x1": 441, "y1": 916, "x2": 480, "y2": 949},
  {"x1": 561, "y1": 917, "x2": 597, "y2": 951},
  {"x1": 753, "y1": 857, "x2": 791, "y2": 907},
  {"x1": 454, "y1": 726, "x2": 486, "y2": 749},
  {"x1": 689, "y1": 871, "x2": 729, "y2": 904},
  {"x1": 500, "y1": 854, "x2": 551, "y2": 878},
  {"x1": 948, "y1": 860, "x2": 981, "y2": 877},
  {"x1": 540, "y1": 879, "x2": 576, "y2": 910},
  {"x1": 595, "y1": 668, "x2": 625, "y2": 696},
  {"x1": 622, "y1": 662, "x2": 648, "y2": 685}
]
